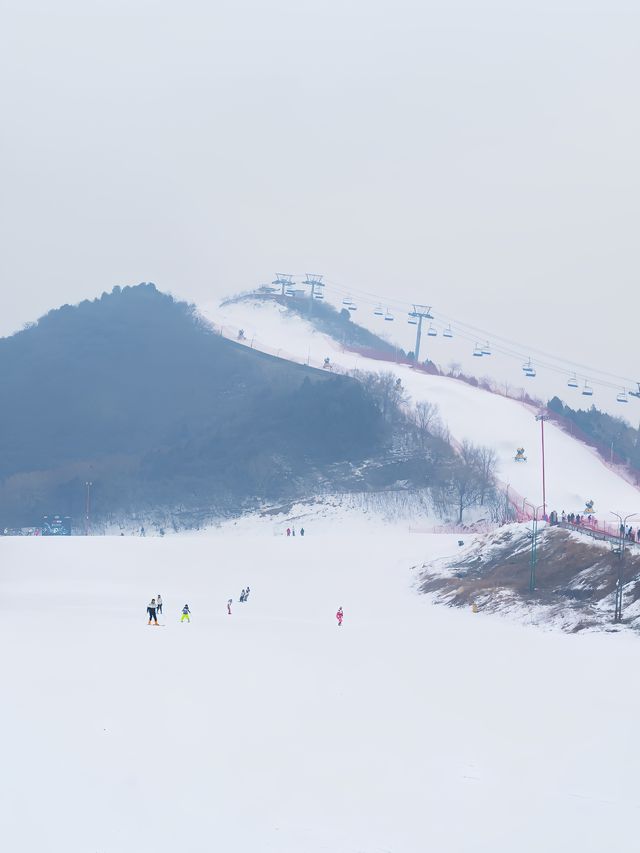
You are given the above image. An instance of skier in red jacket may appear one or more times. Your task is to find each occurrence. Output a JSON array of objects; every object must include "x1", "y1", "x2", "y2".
[{"x1": 336, "y1": 606, "x2": 343, "y2": 627}]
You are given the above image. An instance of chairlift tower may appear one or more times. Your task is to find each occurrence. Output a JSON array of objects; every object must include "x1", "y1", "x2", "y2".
[
  {"x1": 409, "y1": 305, "x2": 434, "y2": 363},
  {"x1": 303, "y1": 274, "x2": 324, "y2": 314},
  {"x1": 272, "y1": 273, "x2": 294, "y2": 297}
]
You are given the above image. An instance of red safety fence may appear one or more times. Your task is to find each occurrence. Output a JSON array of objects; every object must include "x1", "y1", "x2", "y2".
[{"x1": 556, "y1": 518, "x2": 640, "y2": 548}]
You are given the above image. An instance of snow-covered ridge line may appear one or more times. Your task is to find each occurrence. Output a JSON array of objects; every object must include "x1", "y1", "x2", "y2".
[{"x1": 200, "y1": 298, "x2": 640, "y2": 523}]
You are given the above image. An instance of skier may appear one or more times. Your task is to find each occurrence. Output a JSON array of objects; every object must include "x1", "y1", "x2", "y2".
[
  {"x1": 286, "y1": 528, "x2": 291, "y2": 537},
  {"x1": 227, "y1": 599, "x2": 232, "y2": 615},
  {"x1": 181, "y1": 604, "x2": 191, "y2": 623},
  {"x1": 336, "y1": 606, "x2": 343, "y2": 627},
  {"x1": 292, "y1": 526, "x2": 296, "y2": 537},
  {"x1": 300, "y1": 527, "x2": 305, "y2": 537},
  {"x1": 239, "y1": 588, "x2": 246, "y2": 602},
  {"x1": 147, "y1": 598, "x2": 159, "y2": 625},
  {"x1": 244, "y1": 586, "x2": 250, "y2": 601},
  {"x1": 157, "y1": 594, "x2": 163, "y2": 616}
]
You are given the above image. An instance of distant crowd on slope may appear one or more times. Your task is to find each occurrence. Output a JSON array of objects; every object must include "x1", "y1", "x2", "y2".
[{"x1": 547, "y1": 510, "x2": 638, "y2": 542}]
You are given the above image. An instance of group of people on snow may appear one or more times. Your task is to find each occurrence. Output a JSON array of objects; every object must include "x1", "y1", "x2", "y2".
[
  {"x1": 620, "y1": 524, "x2": 637, "y2": 542},
  {"x1": 286, "y1": 526, "x2": 305, "y2": 537},
  {"x1": 147, "y1": 595, "x2": 162, "y2": 625},
  {"x1": 549, "y1": 510, "x2": 592, "y2": 526},
  {"x1": 548, "y1": 510, "x2": 639, "y2": 544},
  {"x1": 146, "y1": 588, "x2": 343, "y2": 627},
  {"x1": 227, "y1": 587, "x2": 250, "y2": 614},
  {"x1": 147, "y1": 595, "x2": 192, "y2": 625},
  {"x1": 146, "y1": 586, "x2": 254, "y2": 623}
]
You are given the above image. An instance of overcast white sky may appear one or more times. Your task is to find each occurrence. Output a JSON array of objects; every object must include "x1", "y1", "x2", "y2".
[{"x1": 1, "y1": 0, "x2": 638, "y2": 380}]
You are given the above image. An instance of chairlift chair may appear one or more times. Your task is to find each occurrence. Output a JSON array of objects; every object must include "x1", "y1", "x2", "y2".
[
  {"x1": 617, "y1": 390, "x2": 629, "y2": 403},
  {"x1": 348, "y1": 303, "x2": 358, "y2": 311},
  {"x1": 443, "y1": 325, "x2": 453, "y2": 338},
  {"x1": 384, "y1": 309, "x2": 394, "y2": 321},
  {"x1": 582, "y1": 382, "x2": 593, "y2": 397},
  {"x1": 567, "y1": 375, "x2": 579, "y2": 389},
  {"x1": 481, "y1": 341, "x2": 491, "y2": 356},
  {"x1": 427, "y1": 324, "x2": 437, "y2": 337},
  {"x1": 342, "y1": 297, "x2": 353, "y2": 306},
  {"x1": 408, "y1": 315, "x2": 418, "y2": 325},
  {"x1": 473, "y1": 343, "x2": 483, "y2": 357},
  {"x1": 374, "y1": 306, "x2": 384, "y2": 316}
]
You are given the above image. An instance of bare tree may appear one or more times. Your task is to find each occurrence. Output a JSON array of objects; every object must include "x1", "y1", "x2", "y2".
[
  {"x1": 450, "y1": 459, "x2": 483, "y2": 523},
  {"x1": 487, "y1": 487, "x2": 518, "y2": 524},
  {"x1": 354, "y1": 370, "x2": 410, "y2": 423},
  {"x1": 412, "y1": 400, "x2": 441, "y2": 448},
  {"x1": 435, "y1": 440, "x2": 497, "y2": 522},
  {"x1": 474, "y1": 445, "x2": 498, "y2": 505}
]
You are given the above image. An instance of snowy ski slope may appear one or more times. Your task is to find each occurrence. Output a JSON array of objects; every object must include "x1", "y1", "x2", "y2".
[
  {"x1": 2, "y1": 298, "x2": 639, "y2": 853},
  {"x1": 202, "y1": 298, "x2": 640, "y2": 518},
  {"x1": 2, "y1": 528, "x2": 640, "y2": 853}
]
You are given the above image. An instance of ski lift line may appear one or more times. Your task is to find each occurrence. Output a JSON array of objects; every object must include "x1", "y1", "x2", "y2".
[
  {"x1": 326, "y1": 278, "x2": 637, "y2": 386},
  {"x1": 279, "y1": 275, "x2": 637, "y2": 393},
  {"x1": 429, "y1": 308, "x2": 639, "y2": 387},
  {"x1": 432, "y1": 321, "x2": 629, "y2": 393}
]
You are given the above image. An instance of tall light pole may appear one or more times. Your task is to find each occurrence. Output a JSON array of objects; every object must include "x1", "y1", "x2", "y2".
[
  {"x1": 535, "y1": 412, "x2": 548, "y2": 519},
  {"x1": 610, "y1": 511, "x2": 638, "y2": 622},
  {"x1": 524, "y1": 501, "x2": 545, "y2": 592},
  {"x1": 84, "y1": 481, "x2": 92, "y2": 536}
]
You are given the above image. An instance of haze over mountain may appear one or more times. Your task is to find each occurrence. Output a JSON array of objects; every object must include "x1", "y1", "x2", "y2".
[{"x1": 0, "y1": 284, "x2": 451, "y2": 527}]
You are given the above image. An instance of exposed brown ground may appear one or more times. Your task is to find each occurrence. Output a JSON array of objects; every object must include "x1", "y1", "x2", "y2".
[{"x1": 419, "y1": 526, "x2": 640, "y2": 631}]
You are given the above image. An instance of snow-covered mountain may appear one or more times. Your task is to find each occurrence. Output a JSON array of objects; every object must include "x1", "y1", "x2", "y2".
[
  {"x1": 200, "y1": 295, "x2": 640, "y2": 522},
  {"x1": 202, "y1": 289, "x2": 640, "y2": 420},
  {"x1": 3, "y1": 293, "x2": 640, "y2": 853}
]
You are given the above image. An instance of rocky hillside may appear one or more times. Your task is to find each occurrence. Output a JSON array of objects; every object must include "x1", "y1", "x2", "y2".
[{"x1": 418, "y1": 524, "x2": 640, "y2": 632}]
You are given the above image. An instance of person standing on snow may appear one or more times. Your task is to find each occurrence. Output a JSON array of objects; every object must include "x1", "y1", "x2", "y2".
[
  {"x1": 239, "y1": 588, "x2": 246, "y2": 602},
  {"x1": 300, "y1": 527, "x2": 305, "y2": 537},
  {"x1": 180, "y1": 604, "x2": 191, "y2": 623},
  {"x1": 147, "y1": 598, "x2": 159, "y2": 625},
  {"x1": 244, "y1": 586, "x2": 250, "y2": 601},
  {"x1": 336, "y1": 606, "x2": 343, "y2": 627},
  {"x1": 157, "y1": 594, "x2": 163, "y2": 616},
  {"x1": 286, "y1": 528, "x2": 291, "y2": 537},
  {"x1": 227, "y1": 599, "x2": 232, "y2": 615}
]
